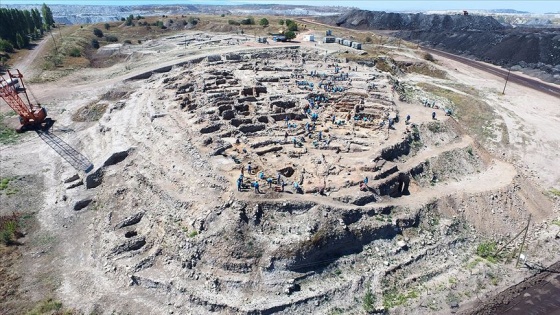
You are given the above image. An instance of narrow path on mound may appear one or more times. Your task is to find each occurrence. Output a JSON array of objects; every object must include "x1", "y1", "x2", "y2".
[
  {"x1": 380, "y1": 159, "x2": 516, "y2": 206},
  {"x1": 233, "y1": 157, "x2": 516, "y2": 211}
]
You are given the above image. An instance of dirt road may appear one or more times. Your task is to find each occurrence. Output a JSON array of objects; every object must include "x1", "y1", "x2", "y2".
[
  {"x1": 12, "y1": 31, "x2": 54, "y2": 79},
  {"x1": 421, "y1": 47, "x2": 560, "y2": 99}
]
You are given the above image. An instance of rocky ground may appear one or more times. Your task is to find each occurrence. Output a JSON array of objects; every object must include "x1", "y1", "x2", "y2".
[{"x1": 1, "y1": 27, "x2": 560, "y2": 314}]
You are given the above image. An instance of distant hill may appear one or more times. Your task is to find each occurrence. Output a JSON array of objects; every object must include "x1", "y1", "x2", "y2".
[
  {"x1": 489, "y1": 9, "x2": 530, "y2": 14},
  {"x1": 317, "y1": 9, "x2": 505, "y2": 32},
  {"x1": 4, "y1": 3, "x2": 350, "y2": 25}
]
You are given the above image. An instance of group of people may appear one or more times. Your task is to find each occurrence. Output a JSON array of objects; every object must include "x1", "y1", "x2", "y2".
[{"x1": 237, "y1": 164, "x2": 288, "y2": 194}]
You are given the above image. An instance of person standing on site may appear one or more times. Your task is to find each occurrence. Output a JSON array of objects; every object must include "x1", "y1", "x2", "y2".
[
  {"x1": 254, "y1": 180, "x2": 260, "y2": 194},
  {"x1": 237, "y1": 177, "x2": 243, "y2": 191}
]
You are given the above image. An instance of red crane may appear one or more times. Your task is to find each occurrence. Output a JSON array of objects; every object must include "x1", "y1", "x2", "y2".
[{"x1": 0, "y1": 69, "x2": 48, "y2": 132}]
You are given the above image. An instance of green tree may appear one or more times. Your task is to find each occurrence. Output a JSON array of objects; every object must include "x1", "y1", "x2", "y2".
[
  {"x1": 31, "y1": 8, "x2": 43, "y2": 31},
  {"x1": 125, "y1": 14, "x2": 134, "y2": 26},
  {"x1": 284, "y1": 30, "x2": 296, "y2": 40},
  {"x1": 259, "y1": 18, "x2": 269, "y2": 27},
  {"x1": 240, "y1": 16, "x2": 255, "y2": 25},
  {"x1": 16, "y1": 33, "x2": 25, "y2": 49},
  {"x1": 279, "y1": 19, "x2": 284, "y2": 26},
  {"x1": 285, "y1": 19, "x2": 298, "y2": 31},
  {"x1": 188, "y1": 16, "x2": 198, "y2": 25},
  {"x1": 93, "y1": 28, "x2": 103, "y2": 37},
  {"x1": 104, "y1": 23, "x2": 110, "y2": 30},
  {"x1": 41, "y1": 3, "x2": 55, "y2": 27},
  {"x1": 0, "y1": 39, "x2": 15, "y2": 53},
  {"x1": 91, "y1": 38, "x2": 99, "y2": 49}
]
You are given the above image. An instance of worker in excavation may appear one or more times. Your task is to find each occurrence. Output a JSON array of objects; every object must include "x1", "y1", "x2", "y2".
[
  {"x1": 254, "y1": 180, "x2": 261, "y2": 194},
  {"x1": 237, "y1": 177, "x2": 243, "y2": 191},
  {"x1": 432, "y1": 111, "x2": 437, "y2": 120}
]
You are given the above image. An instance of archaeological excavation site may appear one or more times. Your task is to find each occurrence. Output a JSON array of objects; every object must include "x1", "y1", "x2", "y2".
[{"x1": 1, "y1": 13, "x2": 560, "y2": 315}]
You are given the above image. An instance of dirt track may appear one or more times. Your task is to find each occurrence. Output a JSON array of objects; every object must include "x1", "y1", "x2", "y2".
[{"x1": 421, "y1": 47, "x2": 560, "y2": 99}]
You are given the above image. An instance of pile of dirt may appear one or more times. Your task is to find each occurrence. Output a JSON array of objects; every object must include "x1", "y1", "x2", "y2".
[
  {"x1": 397, "y1": 28, "x2": 560, "y2": 83},
  {"x1": 318, "y1": 10, "x2": 560, "y2": 83},
  {"x1": 318, "y1": 9, "x2": 505, "y2": 32}
]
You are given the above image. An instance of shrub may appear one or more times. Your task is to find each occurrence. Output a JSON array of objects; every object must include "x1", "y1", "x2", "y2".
[
  {"x1": 363, "y1": 283, "x2": 376, "y2": 313},
  {"x1": 284, "y1": 30, "x2": 296, "y2": 40},
  {"x1": 259, "y1": 18, "x2": 269, "y2": 27},
  {"x1": 240, "y1": 16, "x2": 255, "y2": 25},
  {"x1": 68, "y1": 47, "x2": 81, "y2": 57},
  {"x1": 0, "y1": 217, "x2": 18, "y2": 246},
  {"x1": 93, "y1": 28, "x2": 103, "y2": 38},
  {"x1": 424, "y1": 52, "x2": 435, "y2": 62},
  {"x1": 105, "y1": 35, "x2": 118, "y2": 42},
  {"x1": 477, "y1": 241, "x2": 497, "y2": 262},
  {"x1": 104, "y1": 23, "x2": 110, "y2": 30},
  {"x1": 91, "y1": 38, "x2": 99, "y2": 49},
  {"x1": 228, "y1": 19, "x2": 240, "y2": 26},
  {"x1": 285, "y1": 19, "x2": 298, "y2": 31},
  {"x1": 124, "y1": 39, "x2": 132, "y2": 44},
  {"x1": 188, "y1": 16, "x2": 198, "y2": 25},
  {"x1": 365, "y1": 36, "x2": 372, "y2": 43},
  {"x1": 0, "y1": 39, "x2": 14, "y2": 53}
]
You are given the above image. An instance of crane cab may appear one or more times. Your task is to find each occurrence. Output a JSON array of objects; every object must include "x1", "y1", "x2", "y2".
[{"x1": 0, "y1": 70, "x2": 49, "y2": 132}]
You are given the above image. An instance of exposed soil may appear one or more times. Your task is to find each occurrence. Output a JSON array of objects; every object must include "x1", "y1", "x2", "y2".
[
  {"x1": 317, "y1": 10, "x2": 560, "y2": 84},
  {"x1": 1, "y1": 23, "x2": 559, "y2": 315}
]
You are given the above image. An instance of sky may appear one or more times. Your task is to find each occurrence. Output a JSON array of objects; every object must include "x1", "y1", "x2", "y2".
[{"x1": 1, "y1": 0, "x2": 559, "y2": 14}]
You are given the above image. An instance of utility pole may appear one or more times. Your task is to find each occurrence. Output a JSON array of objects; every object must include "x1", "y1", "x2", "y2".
[
  {"x1": 516, "y1": 214, "x2": 531, "y2": 268},
  {"x1": 502, "y1": 68, "x2": 511, "y2": 95}
]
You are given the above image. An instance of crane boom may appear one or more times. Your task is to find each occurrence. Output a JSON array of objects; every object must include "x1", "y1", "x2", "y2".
[{"x1": 0, "y1": 69, "x2": 47, "y2": 132}]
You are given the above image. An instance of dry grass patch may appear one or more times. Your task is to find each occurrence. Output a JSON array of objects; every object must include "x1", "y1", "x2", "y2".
[
  {"x1": 417, "y1": 82, "x2": 507, "y2": 144},
  {"x1": 72, "y1": 102, "x2": 108, "y2": 122},
  {"x1": 397, "y1": 61, "x2": 447, "y2": 79}
]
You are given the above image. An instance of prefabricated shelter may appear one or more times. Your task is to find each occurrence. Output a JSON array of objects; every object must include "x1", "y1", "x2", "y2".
[
  {"x1": 342, "y1": 39, "x2": 352, "y2": 47},
  {"x1": 351, "y1": 42, "x2": 362, "y2": 50},
  {"x1": 326, "y1": 29, "x2": 333, "y2": 36},
  {"x1": 303, "y1": 34, "x2": 315, "y2": 42},
  {"x1": 323, "y1": 36, "x2": 335, "y2": 43},
  {"x1": 272, "y1": 35, "x2": 287, "y2": 42},
  {"x1": 335, "y1": 37, "x2": 343, "y2": 44},
  {"x1": 256, "y1": 37, "x2": 268, "y2": 43}
]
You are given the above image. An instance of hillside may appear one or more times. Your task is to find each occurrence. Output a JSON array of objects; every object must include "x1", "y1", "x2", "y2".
[
  {"x1": 319, "y1": 9, "x2": 505, "y2": 31},
  {"x1": 317, "y1": 10, "x2": 560, "y2": 84}
]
